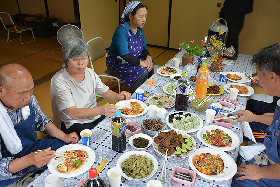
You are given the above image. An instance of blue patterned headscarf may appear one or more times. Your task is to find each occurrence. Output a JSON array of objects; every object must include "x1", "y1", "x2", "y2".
[{"x1": 121, "y1": 1, "x2": 141, "y2": 23}]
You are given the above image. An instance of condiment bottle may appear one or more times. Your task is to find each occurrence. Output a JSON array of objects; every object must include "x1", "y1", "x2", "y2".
[
  {"x1": 84, "y1": 168, "x2": 106, "y2": 187},
  {"x1": 175, "y1": 72, "x2": 190, "y2": 111},
  {"x1": 195, "y1": 62, "x2": 209, "y2": 99},
  {"x1": 111, "y1": 110, "x2": 126, "y2": 153}
]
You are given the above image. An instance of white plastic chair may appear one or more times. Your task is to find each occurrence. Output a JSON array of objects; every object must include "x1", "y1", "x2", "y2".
[
  {"x1": 0, "y1": 12, "x2": 35, "y2": 44},
  {"x1": 87, "y1": 37, "x2": 122, "y2": 94}
]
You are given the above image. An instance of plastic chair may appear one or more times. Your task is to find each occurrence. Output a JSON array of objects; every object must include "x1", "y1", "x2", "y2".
[
  {"x1": 87, "y1": 37, "x2": 122, "y2": 94},
  {"x1": 0, "y1": 12, "x2": 35, "y2": 44}
]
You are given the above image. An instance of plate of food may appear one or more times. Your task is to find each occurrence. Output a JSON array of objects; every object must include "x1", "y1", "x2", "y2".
[
  {"x1": 116, "y1": 151, "x2": 158, "y2": 181},
  {"x1": 207, "y1": 83, "x2": 224, "y2": 95},
  {"x1": 142, "y1": 117, "x2": 167, "y2": 137},
  {"x1": 226, "y1": 72, "x2": 250, "y2": 83},
  {"x1": 157, "y1": 66, "x2": 182, "y2": 77},
  {"x1": 115, "y1": 99, "x2": 148, "y2": 117},
  {"x1": 170, "y1": 74, "x2": 182, "y2": 80},
  {"x1": 153, "y1": 129, "x2": 196, "y2": 158},
  {"x1": 166, "y1": 112, "x2": 203, "y2": 133},
  {"x1": 128, "y1": 133, "x2": 153, "y2": 150},
  {"x1": 163, "y1": 83, "x2": 194, "y2": 96},
  {"x1": 147, "y1": 93, "x2": 175, "y2": 108},
  {"x1": 224, "y1": 83, "x2": 254, "y2": 96},
  {"x1": 48, "y1": 144, "x2": 95, "y2": 178},
  {"x1": 197, "y1": 125, "x2": 240, "y2": 151},
  {"x1": 189, "y1": 147, "x2": 237, "y2": 181}
]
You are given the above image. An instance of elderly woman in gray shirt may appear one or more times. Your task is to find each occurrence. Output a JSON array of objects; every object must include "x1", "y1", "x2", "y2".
[{"x1": 50, "y1": 38, "x2": 131, "y2": 136}]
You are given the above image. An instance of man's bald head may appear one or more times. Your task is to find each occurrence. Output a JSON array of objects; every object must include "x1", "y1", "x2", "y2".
[{"x1": 0, "y1": 63, "x2": 33, "y2": 89}]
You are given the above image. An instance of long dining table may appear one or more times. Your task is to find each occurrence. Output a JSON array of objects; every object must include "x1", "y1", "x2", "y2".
[{"x1": 29, "y1": 50, "x2": 255, "y2": 187}]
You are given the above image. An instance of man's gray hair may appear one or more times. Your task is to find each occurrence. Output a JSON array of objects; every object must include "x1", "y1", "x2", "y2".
[{"x1": 61, "y1": 38, "x2": 90, "y2": 66}]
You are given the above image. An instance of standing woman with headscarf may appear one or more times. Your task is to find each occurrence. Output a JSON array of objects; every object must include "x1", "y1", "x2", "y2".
[{"x1": 107, "y1": 1, "x2": 153, "y2": 93}]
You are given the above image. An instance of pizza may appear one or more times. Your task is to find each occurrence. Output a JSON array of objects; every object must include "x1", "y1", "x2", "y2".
[
  {"x1": 57, "y1": 150, "x2": 88, "y2": 173},
  {"x1": 203, "y1": 129, "x2": 232, "y2": 147},
  {"x1": 227, "y1": 73, "x2": 242, "y2": 81},
  {"x1": 227, "y1": 85, "x2": 249, "y2": 94},
  {"x1": 120, "y1": 101, "x2": 144, "y2": 115},
  {"x1": 158, "y1": 67, "x2": 177, "y2": 75},
  {"x1": 193, "y1": 153, "x2": 224, "y2": 175}
]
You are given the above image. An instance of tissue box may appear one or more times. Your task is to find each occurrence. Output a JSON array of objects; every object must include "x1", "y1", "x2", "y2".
[{"x1": 171, "y1": 166, "x2": 196, "y2": 186}]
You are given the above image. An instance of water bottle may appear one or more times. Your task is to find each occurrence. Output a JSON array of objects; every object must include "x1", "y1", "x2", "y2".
[
  {"x1": 175, "y1": 72, "x2": 190, "y2": 111},
  {"x1": 84, "y1": 168, "x2": 106, "y2": 187},
  {"x1": 111, "y1": 110, "x2": 126, "y2": 153}
]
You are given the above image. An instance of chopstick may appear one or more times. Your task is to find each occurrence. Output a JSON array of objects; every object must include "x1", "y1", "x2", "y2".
[
  {"x1": 210, "y1": 116, "x2": 238, "y2": 121},
  {"x1": 161, "y1": 149, "x2": 168, "y2": 181},
  {"x1": 198, "y1": 96, "x2": 211, "y2": 106}
]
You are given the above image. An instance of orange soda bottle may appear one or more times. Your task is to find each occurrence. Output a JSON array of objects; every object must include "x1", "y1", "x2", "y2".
[{"x1": 195, "y1": 62, "x2": 209, "y2": 99}]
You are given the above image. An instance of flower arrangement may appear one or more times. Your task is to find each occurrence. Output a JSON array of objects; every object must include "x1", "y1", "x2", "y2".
[
  {"x1": 179, "y1": 40, "x2": 206, "y2": 56},
  {"x1": 207, "y1": 27, "x2": 227, "y2": 63}
]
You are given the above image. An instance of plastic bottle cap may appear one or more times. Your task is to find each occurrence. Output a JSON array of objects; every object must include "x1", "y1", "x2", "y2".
[
  {"x1": 202, "y1": 62, "x2": 207, "y2": 66},
  {"x1": 182, "y1": 72, "x2": 187, "y2": 76},
  {"x1": 202, "y1": 51, "x2": 206, "y2": 55},
  {"x1": 89, "y1": 168, "x2": 98, "y2": 178},
  {"x1": 116, "y1": 110, "x2": 121, "y2": 116}
]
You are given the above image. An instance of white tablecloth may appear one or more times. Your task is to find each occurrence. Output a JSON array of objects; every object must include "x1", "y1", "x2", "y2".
[{"x1": 29, "y1": 51, "x2": 254, "y2": 187}]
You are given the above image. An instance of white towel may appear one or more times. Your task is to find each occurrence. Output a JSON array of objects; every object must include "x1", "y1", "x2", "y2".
[{"x1": 0, "y1": 102, "x2": 30, "y2": 155}]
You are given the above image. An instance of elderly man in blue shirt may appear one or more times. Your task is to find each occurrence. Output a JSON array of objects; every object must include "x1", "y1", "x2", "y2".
[{"x1": 0, "y1": 63, "x2": 79, "y2": 187}]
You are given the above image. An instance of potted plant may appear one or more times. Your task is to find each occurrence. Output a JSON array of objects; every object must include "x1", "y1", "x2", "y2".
[{"x1": 179, "y1": 40, "x2": 206, "y2": 65}]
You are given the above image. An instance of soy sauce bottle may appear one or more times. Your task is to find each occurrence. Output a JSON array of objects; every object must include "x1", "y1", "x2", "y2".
[
  {"x1": 84, "y1": 168, "x2": 106, "y2": 187},
  {"x1": 111, "y1": 110, "x2": 126, "y2": 153},
  {"x1": 175, "y1": 72, "x2": 190, "y2": 111}
]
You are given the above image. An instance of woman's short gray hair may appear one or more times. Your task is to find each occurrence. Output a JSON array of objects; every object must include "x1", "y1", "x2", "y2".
[{"x1": 61, "y1": 38, "x2": 90, "y2": 66}]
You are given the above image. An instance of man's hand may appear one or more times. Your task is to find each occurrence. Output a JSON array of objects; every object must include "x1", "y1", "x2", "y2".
[
  {"x1": 31, "y1": 147, "x2": 55, "y2": 168},
  {"x1": 100, "y1": 104, "x2": 117, "y2": 117},
  {"x1": 236, "y1": 164, "x2": 261, "y2": 181},
  {"x1": 63, "y1": 132, "x2": 79, "y2": 143},
  {"x1": 235, "y1": 110, "x2": 256, "y2": 122},
  {"x1": 117, "y1": 91, "x2": 131, "y2": 101}
]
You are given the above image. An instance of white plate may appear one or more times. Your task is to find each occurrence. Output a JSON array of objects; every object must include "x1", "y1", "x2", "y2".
[
  {"x1": 189, "y1": 148, "x2": 237, "y2": 181},
  {"x1": 48, "y1": 144, "x2": 95, "y2": 178},
  {"x1": 157, "y1": 66, "x2": 182, "y2": 77},
  {"x1": 147, "y1": 94, "x2": 175, "y2": 108},
  {"x1": 226, "y1": 72, "x2": 250, "y2": 83},
  {"x1": 197, "y1": 125, "x2": 240, "y2": 151},
  {"x1": 224, "y1": 83, "x2": 254, "y2": 96},
  {"x1": 166, "y1": 112, "x2": 203, "y2": 133},
  {"x1": 163, "y1": 83, "x2": 194, "y2": 96},
  {"x1": 153, "y1": 129, "x2": 196, "y2": 158},
  {"x1": 128, "y1": 133, "x2": 153, "y2": 149},
  {"x1": 116, "y1": 151, "x2": 158, "y2": 181},
  {"x1": 115, "y1": 99, "x2": 148, "y2": 117}
]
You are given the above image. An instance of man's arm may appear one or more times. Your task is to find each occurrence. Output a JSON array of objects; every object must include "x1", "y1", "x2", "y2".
[
  {"x1": 235, "y1": 110, "x2": 273, "y2": 125},
  {"x1": 44, "y1": 122, "x2": 79, "y2": 143},
  {"x1": 236, "y1": 163, "x2": 280, "y2": 180}
]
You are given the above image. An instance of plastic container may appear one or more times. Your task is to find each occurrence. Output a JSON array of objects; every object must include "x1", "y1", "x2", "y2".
[
  {"x1": 125, "y1": 121, "x2": 141, "y2": 137},
  {"x1": 219, "y1": 97, "x2": 236, "y2": 108},
  {"x1": 83, "y1": 168, "x2": 106, "y2": 187},
  {"x1": 214, "y1": 115, "x2": 233, "y2": 128},
  {"x1": 195, "y1": 62, "x2": 209, "y2": 99},
  {"x1": 190, "y1": 97, "x2": 212, "y2": 112},
  {"x1": 111, "y1": 110, "x2": 126, "y2": 153},
  {"x1": 175, "y1": 72, "x2": 190, "y2": 111},
  {"x1": 171, "y1": 166, "x2": 196, "y2": 186}
]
